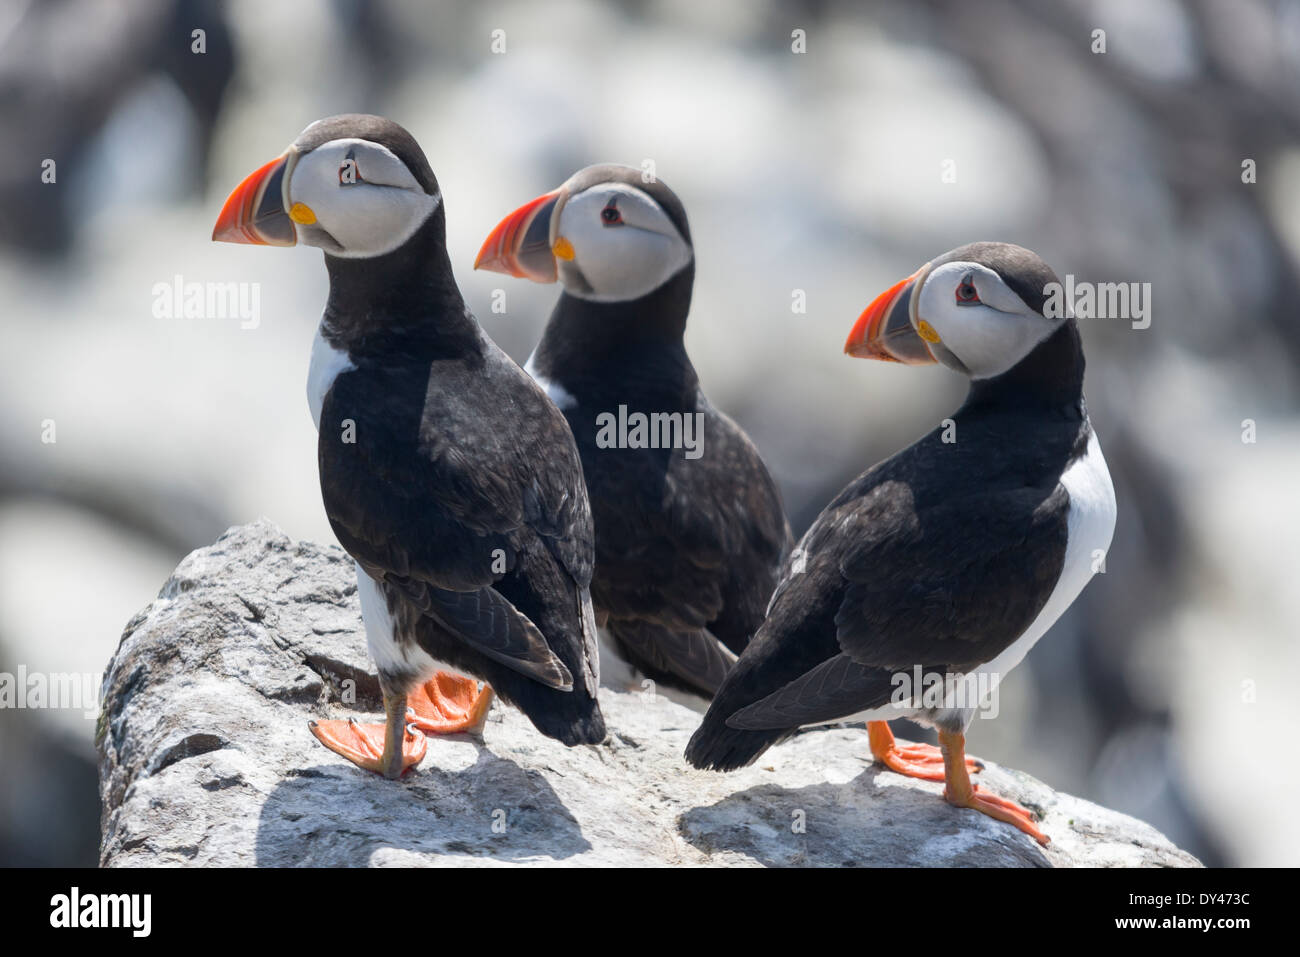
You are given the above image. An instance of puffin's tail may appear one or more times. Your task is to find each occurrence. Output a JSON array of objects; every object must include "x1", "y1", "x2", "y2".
[
  {"x1": 484, "y1": 549, "x2": 607, "y2": 747},
  {"x1": 684, "y1": 712, "x2": 791, "y2": 771},
  {"x1": 487, "y1": 667, "x2": 605, "y2": 746},
  {"x1": 523, "y1": 687, "x2": 606, "y2": 746}
]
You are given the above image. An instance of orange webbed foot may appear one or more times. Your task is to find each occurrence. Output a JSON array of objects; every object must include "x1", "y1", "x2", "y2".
[
  {"x1": 406, "y1": 672, "x2": 494, "y2": 736},
  {"x1": 937, "y1": 728, "x2": 1049, "y2": 846},
  {"x1": 308, "y1": 717, "x2": 426, "y2": 777},
  {"x1": 946, "y1": 783, "x2": 1050, "y2": 846},
  {"x1": 868, "y1": 720, "x2": 982, "y2": 782}
]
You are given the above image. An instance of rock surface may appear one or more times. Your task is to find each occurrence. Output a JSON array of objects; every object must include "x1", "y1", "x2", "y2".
[{"x1": 97, "y1": 521, "x2": 1201, "y2": 868}]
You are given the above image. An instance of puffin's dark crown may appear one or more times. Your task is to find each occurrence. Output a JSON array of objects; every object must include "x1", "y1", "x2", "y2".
[
  {"x1": 939, "y1": 241, "x2": 1061, "y2": 317},
  {"x1": 564, "y1": 163, "x2": 692, "y2": 247},
  {"x1": 292, "y1": 113, "x2": 440, "y2": 197}
]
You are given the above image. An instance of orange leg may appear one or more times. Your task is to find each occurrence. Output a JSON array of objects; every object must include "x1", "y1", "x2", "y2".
[
  {"x1": 406, "y1": 671, "x2": 495, "y2": 736},
  {"x1": 309, "y1": 688, "x2": 426, "y2": 779},
  {"x1": 939, "y1": 728, "x2": 1049, "y2": 845},
  {"x1": 868, "y1": 720, "x2": 982, "y2": 782}
]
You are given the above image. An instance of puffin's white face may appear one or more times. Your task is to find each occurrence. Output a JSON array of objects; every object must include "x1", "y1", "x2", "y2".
[
  {"x1": 553, "y1": 182, "x2": 693, "y2": 302},
  {"x1": 913, "y1": 260, "x2": 1059, "y2": 378},
  {"x1": 286, "y1": 138, "x2": 439, "y2": 258},
  {"x1": 475, "y1": 171, "x2": 693, "y2": 302},
  {"x1": 212, "y1": 132, "x2": 439, "y2": 258}
]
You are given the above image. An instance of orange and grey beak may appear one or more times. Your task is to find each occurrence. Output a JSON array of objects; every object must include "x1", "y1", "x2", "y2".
[
  {"x1": 844, "y1": 264, "x2": 936, "y2": 364},
  {"x1": 474, "y1": 187, "x2": 570, "y2": 282},
  {"x1": 212, "y1": 151, "x2": 299, "y2": 246}
]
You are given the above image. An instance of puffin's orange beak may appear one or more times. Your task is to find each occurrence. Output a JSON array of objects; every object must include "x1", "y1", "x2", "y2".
[
  {"x1": 844, "y1": 265, "x2": 936, "y2": 364},
  {"x1": 212, "y1": 152, "x2": 297, "y2": 246},
  {"x1": 474, "y1": 188, "x2": 569, "y2": 282}
]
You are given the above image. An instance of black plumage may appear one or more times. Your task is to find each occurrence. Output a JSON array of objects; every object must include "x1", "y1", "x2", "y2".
[
  {"x1": 527, "y1": 170, "x2": 792, "y2": 699},
  {"x1": 309, "y1": 117, "x2": 604, "y2": 745},
  {"x1": 687, "y1": 315, "x2": 1090, "y2": 770}
]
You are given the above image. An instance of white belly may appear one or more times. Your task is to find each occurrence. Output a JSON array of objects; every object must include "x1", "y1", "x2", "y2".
[
  {"x1": 354, "y1": 563, "x2": 462, "y2": 681},
  {"x1": 821, "y1": 429, "x2": 1116, "y2": 729}
]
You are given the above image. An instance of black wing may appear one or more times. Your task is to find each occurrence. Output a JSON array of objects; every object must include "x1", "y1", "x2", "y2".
[
  {"x1": 592, "y1": 398, "x2": 791, "y2": 647},
  {"x1": 832, "y1": 482, "x2": 1069, "y2": 671},
  {"x1": 608, "y1": 618, "x2": 737, "y2": 696},
  {"x1": 587, "y1": 396, "x2": 791, "y2": 697},
  {"x1": 723, "y1": 475, "x2": 1069, "y2": 730},
  {"x1": 318, "y1": 348, "x2": 596, "y2": 689}
]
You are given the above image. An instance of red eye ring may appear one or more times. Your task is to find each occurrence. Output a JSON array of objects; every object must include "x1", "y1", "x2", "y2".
[
  {"x1": 956, "y1": 277, "x2": 979, "y2": 304},
  {"x1": 600, "y1": 203, "x2": 623, "y2": 225}
]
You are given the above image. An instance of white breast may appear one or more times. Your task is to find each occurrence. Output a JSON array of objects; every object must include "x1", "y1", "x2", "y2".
[
  {"x1": 523, "y1": 352, "x2": 577, "y2": 411},
  {"x1": 354, "y1": 563, "x2": 460, "y2": 681},
  {"x1": 306, "y1": 323, "x2": 356, "y2": 431},
  {"x1": 976, "y1": 428, "x2": 1116, "y2": 688}
]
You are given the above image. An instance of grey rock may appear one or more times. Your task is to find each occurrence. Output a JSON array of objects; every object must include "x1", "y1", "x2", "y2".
[{"x1": 97, "y1": 520, "x2": 1201, "y2": 868}]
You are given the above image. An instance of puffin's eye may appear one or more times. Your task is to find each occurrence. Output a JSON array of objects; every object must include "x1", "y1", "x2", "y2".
[
  {"x1": 600, "y1": 202, "x2": 623, "y2": 226},
  {"x1": 339, "y1": 158, "x2": 361, "y2": 186},
  {"x1": 955, "y1": 276, "x2": 980, "y2": 304}
]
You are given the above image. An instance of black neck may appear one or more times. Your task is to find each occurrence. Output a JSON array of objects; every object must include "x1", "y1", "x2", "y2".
[
  {"x1": 959, "y1": 319, "x2": 1087, "y2": 420},
  {"x1": 531, "y1": 265, "x2": 697, "y2": 402},
  {"x1": 320, "y1": 209, "x2": 479, "y2": 359}
]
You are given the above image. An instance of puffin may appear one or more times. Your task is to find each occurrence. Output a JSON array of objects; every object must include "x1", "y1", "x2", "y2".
[
  {"x1": 685, "y1": 242, "x2": 1117, "y2": 844},
  {"x1": 474, "y1": 165, "x2": 792, "y2": 705},
  {"x1": 212, "y1": 115, "x2": 605, "y2": 777}
]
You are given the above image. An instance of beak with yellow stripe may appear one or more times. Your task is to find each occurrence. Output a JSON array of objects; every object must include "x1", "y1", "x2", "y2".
[
  {"x1": 474, "y1": 187, "x2": 572, "y2": 283},
  {"x1": 212, "y1": 150, "x2": 303, "y2": 246},
  {"x1": 846, "y1": 243, "x2": 1067, "y2": 380},
  {"x1": 844, "y1": 263, "x2": 937, "y2": 365},
  {"x1": 476, "y1": 165, "x2": 694, "y2": 304},
  {"x1": 213, "y1": 115, "x2": 443, "y2": 259}
]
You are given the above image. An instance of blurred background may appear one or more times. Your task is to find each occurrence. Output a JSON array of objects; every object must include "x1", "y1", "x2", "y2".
[{"x1": 2, "y1": 0, "x2": 1298, "y2": 867}]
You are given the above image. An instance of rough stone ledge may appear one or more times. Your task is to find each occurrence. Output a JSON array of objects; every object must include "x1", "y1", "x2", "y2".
[{"x1": 96, "y1": 520, "x2": 1201, "y2": 868}]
